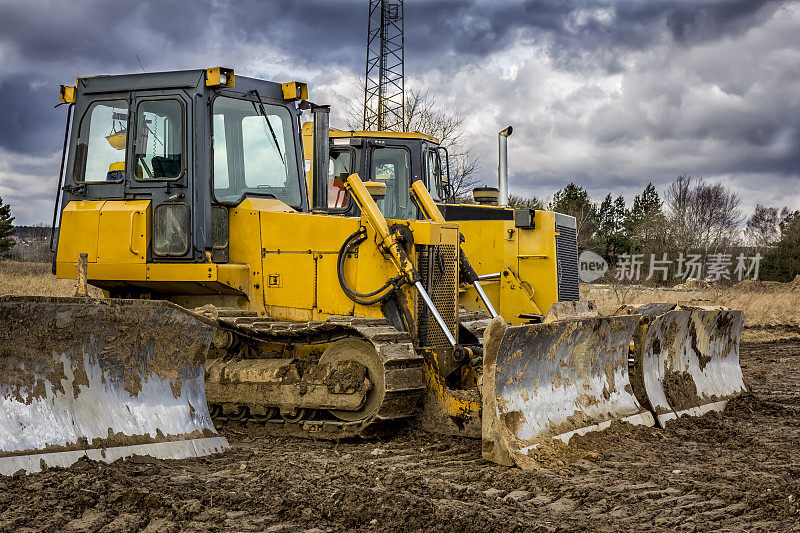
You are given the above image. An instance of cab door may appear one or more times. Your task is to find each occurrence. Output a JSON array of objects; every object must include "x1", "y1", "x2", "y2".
[
  {"x1": 422, "y1": 148, "x2": 440, "y2": 202},
  {"x1": 57, "y1": 96, "x2": 131, "y2": 266},
  {"x1": 125, "y1": 89, "x2": 197, "y2": 262}
]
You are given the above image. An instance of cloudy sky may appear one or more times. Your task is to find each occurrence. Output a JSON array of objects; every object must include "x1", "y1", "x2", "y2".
[{"x1": 0, "y1": 0, "x2": 798, "y2": 225}]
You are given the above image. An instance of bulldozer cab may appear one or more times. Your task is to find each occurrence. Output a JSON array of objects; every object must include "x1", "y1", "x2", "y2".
[
  {"x1": 55, "y1": 69, "x2": 309, "y2": 290},
  {"x1": 302, "y1": 126, "x2": 448, "y2": 219}
]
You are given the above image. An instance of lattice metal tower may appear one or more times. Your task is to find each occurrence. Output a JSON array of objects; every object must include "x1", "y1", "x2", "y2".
[{"x1": 362, "y1": 0, "x2": 404, "y2": 131}]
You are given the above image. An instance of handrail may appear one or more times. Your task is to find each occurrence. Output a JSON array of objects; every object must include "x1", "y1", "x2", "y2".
[{"x1": 50, "y1": 103, "x2": 74, "y2": 252}]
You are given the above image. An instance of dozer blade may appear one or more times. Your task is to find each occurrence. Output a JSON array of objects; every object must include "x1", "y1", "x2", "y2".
[
  {"x1": 482, "y1": 316, "x2": 654, "y2": 468},
  {"x1": 630, "y1": 308, "x2": 745, "y2": 427},
  {"x1": 0, "y1": 297, "x2": 228, "y2": 475}
]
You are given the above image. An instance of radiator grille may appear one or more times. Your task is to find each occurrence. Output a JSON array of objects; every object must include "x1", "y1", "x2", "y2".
[
  {"x1": 555, "y1": 224, "x2": 580, "y2": 301},
  {"x1": 416, "y1": 244, "x2": 458, "y2": 347}
]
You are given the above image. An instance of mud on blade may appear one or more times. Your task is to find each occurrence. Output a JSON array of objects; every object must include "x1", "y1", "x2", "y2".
[
  {"x1": 0, "y1": 297, "x2": 227, "y2": 475},
  {"x1": 482, "y1": 316, "x2": 654, "y2": 468},
  {"x1": 630, "y1": 308, "x2": 745, "y2": 426}
]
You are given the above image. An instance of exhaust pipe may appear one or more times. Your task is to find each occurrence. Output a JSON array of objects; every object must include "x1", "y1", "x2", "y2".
[
  {"x1": 312, "y1": 104, "x2": 331, "y2": 211},
  {"x1": 497, "y1": 126, "x2": 513, "y2": 207}
]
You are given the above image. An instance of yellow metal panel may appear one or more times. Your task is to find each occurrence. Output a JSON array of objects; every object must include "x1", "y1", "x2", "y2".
[
  {"x1": 258, "y1": 209, "x2": 389, "y2": 320},
  {"x1": 228, "y1": 202, "x2": 268, "y2": 316},
  {"x1": 236, "y1": 197, "x2": 296, "y2": 213},
  {"x1": 259, "y1": 211, "x2": 353, "y2": 316},
  {"x1": 216, "y1": 264, "x2": 252, "y2": 295},
  {"x1": 329, "y1": 129, "x2": 440, "y2": 144},
  {"x1": 142, "y1": 263, "x2": 251, "y2": 294},
  {"x1": 146, "y1": 263, "x2": 217, "y2": 282},
  {"x1": 457, "y1": 220, "x2": 507, "y2": 276},
  {"x1": 56, "y1": 201, "x2": 104, "y2": 271},
  {"x1": 227, "y1": 197, "x2": 407, "y2": 321},
  {"x1": 516, "y1": 211, "x2": 559, "y2": 315},
  {"x1": 456, "y1": 216, "x2": 558, "y2": 320},
  {"x1": 314, "y1": 253, "x2": 352, "y2": 316},
  {"x1": 57, "y1": 262, "x2": 147, "y2": 281},
  {"x1": 262, "y1": 253, "x2": 315, "y2": 311},
  {"x1": 91, "y1": 262, "x2": 147, "y2": 280},
  {"x1": 97, "y1": 201, "x2": 150, "y2": 264}
]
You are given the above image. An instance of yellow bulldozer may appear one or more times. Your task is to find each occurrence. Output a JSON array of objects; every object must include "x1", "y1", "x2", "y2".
[
  {"x1": 301, "y1": 122, "x2": 747, "y2": 466},
  {"x1": 0, "y1": 68, "x2": 744, "y2": 474}
]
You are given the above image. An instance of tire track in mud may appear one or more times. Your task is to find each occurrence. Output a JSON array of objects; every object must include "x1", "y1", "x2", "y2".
[{"x1": 0, "y1": 339, "x2": 798, "y2": 532}]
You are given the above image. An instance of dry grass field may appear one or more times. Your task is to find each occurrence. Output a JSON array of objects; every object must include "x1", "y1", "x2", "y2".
[
  {"x1": 583, "y1": 277, "x2": 800, "y2": 341},
  {"x1": 0, "y1": 261, "x2": 102, "y2": 298}
]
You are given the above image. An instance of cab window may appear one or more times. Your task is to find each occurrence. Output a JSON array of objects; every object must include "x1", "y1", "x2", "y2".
[
  {"x1": 212, "y1": 96, "x2": 301, "y2": 207},
  {"x1": 73, "y1": 99, "x2": 128, "y2": 183},
  {"x1": 134, "y1": 99, "x2": 184, "y2": 180},
  {"x1": 370, "y1": 147, "x2": 414, "y2": 219},
  {"x1": 327, "y1": 149, "x2": 351, "y2": 209}
]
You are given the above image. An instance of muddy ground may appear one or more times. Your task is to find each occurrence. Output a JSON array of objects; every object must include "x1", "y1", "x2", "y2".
[{"x1": 1, "y1": 337, "x2": 799, "y2": 532}]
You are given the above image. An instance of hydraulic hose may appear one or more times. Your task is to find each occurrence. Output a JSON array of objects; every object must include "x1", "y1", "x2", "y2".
[{"x1": 337, "y1": 227, "x2": 401, "y2": 306}]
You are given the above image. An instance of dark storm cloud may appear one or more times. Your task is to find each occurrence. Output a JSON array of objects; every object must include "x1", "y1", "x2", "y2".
[
  {"x1": 664, "y1": 0, "x2": 778, "y2": 44},
  {"x1": 0, "y1": 0, "x2": 797, "y2": 223},
  {"x1": 402, "y1": 0, "x2": 780, "y2": 72},
  {"x1": 0, "y1": 0, "x2": 370, "y2": 157},
  {"x1": 0, "y1": 75, "x2": 65, "y2": 155},
  {"x1": 0, "y1": 0, "x2": 367, "y2": 74},
  {"x1": 0, "y1": 1, "x2": 214, "y2": 65}
]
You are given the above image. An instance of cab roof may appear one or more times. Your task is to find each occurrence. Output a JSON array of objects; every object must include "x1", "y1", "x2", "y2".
[
  {"x1": 73, "y1": 69, "x2": 286, "y2": 101},
  {"x1": 329, "y1": 127, "x2": 439, "y2": 144}
]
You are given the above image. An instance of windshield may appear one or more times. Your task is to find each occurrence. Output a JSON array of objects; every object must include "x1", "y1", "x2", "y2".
[
  {"x1": 370, "y1": 146, "x2": 415, "y2": 220},
  {"x1": 212, "y1": 96, "x2": 301, "y2": 207}
]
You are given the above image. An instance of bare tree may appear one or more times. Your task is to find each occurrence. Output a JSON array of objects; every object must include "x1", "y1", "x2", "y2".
[
  {"x1": 745, "y1": 204, "x2": 781, "y2": 251},
  {"x1": 344, "y1": 81, "x2": 481, "y2": 201},
  {"x1": 446, "y1": 146, "x2": 482, "y2": 200},
  {"x1": 664, "y1": 174, "x2": 743, "y2": 255}
]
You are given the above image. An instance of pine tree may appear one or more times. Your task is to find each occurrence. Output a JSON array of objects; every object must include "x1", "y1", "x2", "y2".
[
  {"x1": 761, "y1": 210, "x2": 800, "y2": 281},
  {"x1": 0, "y1": 195, "x2": 14, "y2": 256},
  {"x1": 630, "y1": 182, "x2": 662, "y2": 223},
  {"x1": 596, "y1": 194, "x2": 615, "y2": 260},
  {"x1": 627, "y1": 182, "x2": 664, "y2": 253},
  {"x1": 612, "y1": 195, "x2": 630, "y2": 258},
  {"x1": 550, "y1": 183, "x2": 598, "y2": 250}
]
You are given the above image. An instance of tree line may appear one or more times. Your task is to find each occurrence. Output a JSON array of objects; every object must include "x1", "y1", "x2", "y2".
[{"x1": 507, "y1": 174, "x2": 799, "y2": 283}]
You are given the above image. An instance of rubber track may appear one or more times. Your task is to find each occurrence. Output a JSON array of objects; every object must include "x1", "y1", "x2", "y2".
[{"x1": 209, "y1": 310, "x2": 427, "y2": 440}]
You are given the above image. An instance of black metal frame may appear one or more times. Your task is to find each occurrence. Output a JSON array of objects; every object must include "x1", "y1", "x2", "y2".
[{"x1": 130, "y1": 96, "x2": 188, "y2": 183}]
